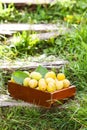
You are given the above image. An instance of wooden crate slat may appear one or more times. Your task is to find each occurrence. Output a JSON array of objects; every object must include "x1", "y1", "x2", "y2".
[{"x1": 0, "y1": 0, "x2": 55, "y2": 4}]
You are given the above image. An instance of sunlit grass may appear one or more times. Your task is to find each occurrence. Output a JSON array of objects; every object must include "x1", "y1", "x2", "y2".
[
  {"x1": 0, "y1": 94, "x2": 87, "y2": 130},
  {"x1": 0, "y1": 0, "x2": 87, "y2": 130},
  {"x1": 0, "y1": 23, "x2": 87, "y2": 129},
  {"x1": 0, "y1": 0, "x2": 87, "y2": 24}
]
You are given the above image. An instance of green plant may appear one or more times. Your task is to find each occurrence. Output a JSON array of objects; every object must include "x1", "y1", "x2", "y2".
[
  {"x1": 12, "y1": 31, "x2": 39, "y2": 55},
  {"x1": 0, "y1": 0, "x2": 87, "y2": 24}
]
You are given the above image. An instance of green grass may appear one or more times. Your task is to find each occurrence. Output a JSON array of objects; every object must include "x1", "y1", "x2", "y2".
[
  {"x1": 0, "y1": 95, "x2": 87, "y2": 130},
  {"x1": 0, "y1": 24, "x2": 87, "y2": 129},
  {"x1": 0, "y1": 0, "x2": 87, "y2": 130},
  {"x1": 0, "y1": 0, "x2": 87, "y2": 24}
]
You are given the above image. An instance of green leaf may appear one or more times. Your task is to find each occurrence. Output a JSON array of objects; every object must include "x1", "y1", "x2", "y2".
[
  {"x1": 35, "y1": 65, "x2": 48, "y2": 78},
  {"x1": 12, "y1": 71, "x2": 29, "y2": 85}
]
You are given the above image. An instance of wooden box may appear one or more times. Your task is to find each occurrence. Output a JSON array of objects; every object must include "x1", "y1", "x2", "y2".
[{"x1": 8, "y1": 82, "x2": 76, "y2": 108}]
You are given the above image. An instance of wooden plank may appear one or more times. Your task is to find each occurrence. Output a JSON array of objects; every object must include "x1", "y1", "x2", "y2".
[
  {"x1": 0, "y1": 23, "x2": 64, "y2": 32},
  {"x1": 6, "y1": 31, "x2": 66, "y2": 41},
  {"x1": 0, "y1": 60, "x2": 68, "y2": 72},
  {"x1": 0, "y1": 94, "x2": 36, "y2": 107},
  {"x1": 0, "y1": 24, "x2": 68, "y2": 39},
  {"x1": 0, "y1": 0, "x2": 55, "y2": 4},
  {"x1": 32, "y1": 31, "x2": 67, "y2": 40},
  {"x1": 0, "y1": 30, "x2": 14, "y2": 35}
]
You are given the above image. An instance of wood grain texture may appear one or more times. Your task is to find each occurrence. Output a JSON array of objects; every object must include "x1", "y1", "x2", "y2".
[
  {"x1": 8, "y1": 82, "x2": 76, "y2": 108},
  {"x1": 0, "y1": 85, "x2": 76, "y2": 107},
  {"x1": 0, "y1": 94, "x2": 35, "y2": 107},
  {"x1": 0, "y1": 60, "x2": 68, "y2": 71},
  {"x1": 0, "y1": 23, "x2": 66, "y2": 32}
]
